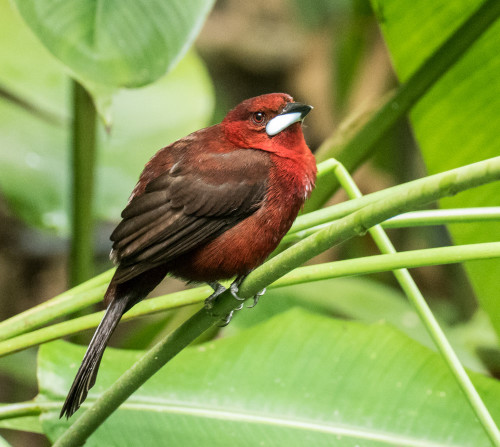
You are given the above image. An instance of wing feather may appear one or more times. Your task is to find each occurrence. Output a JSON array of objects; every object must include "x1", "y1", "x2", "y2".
[
  {"x1": 121, "y1": 190, "x2": 170, "y2": 219},
  {"x1": 110, "y1": 147, "x2": 270, "y2": 283}
]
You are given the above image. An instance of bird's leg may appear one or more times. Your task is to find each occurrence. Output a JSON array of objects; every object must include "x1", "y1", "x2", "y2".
[
  {"x1": 229, "y1": 275, "x2": 247, "y2": 301},
  {"x1": 204, "y1": 281, "x2": 227, "y2": 310},
  {"x1": 208, "y1": 276, "x2": 245, "y2": 326}
]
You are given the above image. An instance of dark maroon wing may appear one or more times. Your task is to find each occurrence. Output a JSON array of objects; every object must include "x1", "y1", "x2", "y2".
[{"x1": 109, "y1": 148, "x2": 270, "y2": 283}]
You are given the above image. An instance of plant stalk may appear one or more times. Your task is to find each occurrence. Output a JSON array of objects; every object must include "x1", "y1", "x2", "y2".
[
  {"x1": 0, "y1": 158, "x2": 499, "y2": 345},
  {"x1": 284, "y1": 207, "x2": 500, "y2": 245},
  {"x1": 247, "y1": 156, "x2": 500, "y2": 295},
  {"x1": 69, "y1": 81, "x2": 97, "y2": 287},
  {"x1": 0, "y1": 402, "x2": 42, "y2": 420},
  {"x1": 0, "y1": 270, "x2": 113, "y2": 342}
]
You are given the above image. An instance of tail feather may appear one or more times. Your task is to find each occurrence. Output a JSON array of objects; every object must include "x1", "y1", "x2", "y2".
[
  {"x1": 60, "y1": 295, "x2": 129, "y2": 418},
  {"x1": 60, "y1": 264, "x2": 169, "y2": 418}
]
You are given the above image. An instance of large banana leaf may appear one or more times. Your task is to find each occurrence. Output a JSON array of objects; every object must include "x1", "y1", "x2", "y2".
[
  {"x1": 11, "y1": 0, "x2": 215, "y2": 88},
  {"x1": 37, "y1": 309, "x2": 500, "y2": 446}
]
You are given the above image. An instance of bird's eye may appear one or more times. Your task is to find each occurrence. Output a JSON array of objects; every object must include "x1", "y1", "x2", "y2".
[{"x1": 252, "y1": 111, "x2": 266, "y2": 125}]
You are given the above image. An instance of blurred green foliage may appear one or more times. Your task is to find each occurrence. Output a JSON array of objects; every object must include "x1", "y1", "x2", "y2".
[{"x1": 0, "y1": 1, "x2": 214, "y2": 236}]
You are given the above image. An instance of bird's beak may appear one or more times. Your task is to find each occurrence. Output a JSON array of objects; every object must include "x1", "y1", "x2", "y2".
[{"x1": 266, "y1": 102, "x2": 313, "y2": 137}]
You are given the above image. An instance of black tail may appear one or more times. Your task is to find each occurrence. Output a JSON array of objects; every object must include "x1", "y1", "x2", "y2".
[
  {"x1": 59, "y1": 294, "x2": 129, "y2": 418},
  {"x1": 60, "y1": 264, "x2": 169, "y2": 419}
]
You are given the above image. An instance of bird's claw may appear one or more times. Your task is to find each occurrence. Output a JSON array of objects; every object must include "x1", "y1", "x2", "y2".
[
  {"x1": 248, "y1": 288, "x2": 266, "y2": 308},
  {"x1": 230, "y1": 279, "x2": 245, "y2": 301},
  {"x1": 219, "y1": 302, "x2": 244, "y2": 327}
]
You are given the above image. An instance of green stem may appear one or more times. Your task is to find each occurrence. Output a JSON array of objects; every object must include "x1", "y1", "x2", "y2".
[
  {"x1": 285, "y1": 207, "x2": 500, "y2": 245},
  {"x1": 53, "y1": 155, "x2": 500, "y2": 446},
  {"x1": 0, "y1": 286, "x2": 211, "y2": 357},
  {"x1": 274, "y1": 241, "x2": 500, "y2": 287},
  {"x1": 293, "y1": 158, "x2": 500, "y2": 235},
  {"x1": 1, "y1": 242, "x2": 499, "y2": 358},
  {"x1": 383, "y1": 207, "x2": 500, "y2": 227},
  {"x1": 70, "y1": 81, "x2": 97, "y2": 287},
  {"x1": 0, "y1": 270, "x2": 113, "y2": 342},
  {"x1": 305, "y1": 0, "x2": 500, "y2": 211},
  {"x1": 0, "y1": 401, "x2": 53, "y2": 420},
  {"x1": 332, "y1": 160, "x2": 500, "y2": 446},
  {"x1": 1, "y1": 159, "x2": 498, "y2": 345}
]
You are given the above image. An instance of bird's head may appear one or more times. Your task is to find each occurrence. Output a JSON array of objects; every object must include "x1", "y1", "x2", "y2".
[{"x1": 222, "y1": 93, "x2": 312, "y2": 155}]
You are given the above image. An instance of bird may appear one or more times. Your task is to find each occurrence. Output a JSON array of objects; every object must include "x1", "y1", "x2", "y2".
[{"x1": 60, "y1": 93, "x2": 317, "y2": 418}]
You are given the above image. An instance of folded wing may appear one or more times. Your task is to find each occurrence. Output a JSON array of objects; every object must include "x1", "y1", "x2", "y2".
[{"x1": 110, "y1": 148, "x2": 270, "y2": 283}]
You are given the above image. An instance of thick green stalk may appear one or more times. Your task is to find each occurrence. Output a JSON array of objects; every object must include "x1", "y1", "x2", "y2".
[
  {"x1": 333, "y1": 160, "x2": 500, "y2": 446},
  {"x1": 70, "y1": 81, "x2": 97, "y2": 287},
  {"x1": 0, "y1": 159, "x2": 498, "y2": 345},
  {"x1": 305, "y1": 0, "x2": 500, "y2": 211},
  {"x1": 53, "y1": 290, "x2": 237, "y2": 447},
  {"x1": 53, "y1": 156, "x2": 500, "y2": 446},
  {"x1": 1, "y1": 242, "x2": 499, "y2": 358}
]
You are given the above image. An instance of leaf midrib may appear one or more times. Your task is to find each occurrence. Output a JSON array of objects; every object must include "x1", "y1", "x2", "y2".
[{"x1": 51, "y1": 399, "x2": 467, "y2": 447}]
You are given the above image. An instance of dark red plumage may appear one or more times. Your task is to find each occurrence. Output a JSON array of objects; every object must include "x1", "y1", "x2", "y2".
[{"x1": 61, "y1": 93, "x2": 316, "y2": 418}]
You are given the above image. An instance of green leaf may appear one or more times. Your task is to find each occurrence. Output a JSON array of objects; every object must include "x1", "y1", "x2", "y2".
[
  {"x1": 372, "y1": 0, "x2": 500, "y2": 335},
  {"x1": 94, "y1": 50, "x2": 215, "y2": 222},
  {"x1": 0, "y1": 2, "x2": 214, "y2": 235},
  {"x1": 0, "y1": 414, "x2": 42, "y2": 435},
  {"x1": 12, "y1": 0, "x2": 215, "y2": 88},
  {"x1": 228, "y1": 278, "x2": 494, "y2": 374},
  {"x1": 38, "y1": 309, "x2": 500, "y2": 446},
  {"x1": 0, "y1": 1, "x2": 69, "y2": 120}
]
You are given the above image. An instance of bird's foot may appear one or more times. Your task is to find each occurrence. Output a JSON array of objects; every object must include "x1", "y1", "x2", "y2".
[
  {"x1": 217, "y1": 276, "x2": 246, "y2": 326},
  {"x1": 205, "y1": 277, "x2": 266, "y2": 326},
  {"x1": 204, "y1": 281, "x2": 243, "y2": 326},
  {"x1": 229, "y1": 276, "x2": 246, "y2": 301},
  {"x1": 229, "y1": 275, "x2": 267, "y2": 308},
  {"x1": 219, "y1": 302, "x2": 244, "y2": 327},
  {"x1": 204, "y1": 282, "x2": 226, "y2": 310},
  {"x1": 248, "y1": 288, "x2": 266, "y2": 308}
]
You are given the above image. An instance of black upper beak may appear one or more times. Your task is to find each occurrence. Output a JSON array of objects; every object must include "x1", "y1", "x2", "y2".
[
  {"x1": 280, "y1": 102, "x2": 313, "y2": 118},
  {"x1": 265, "y1": 101, "x2": 313, "y2": 136}
]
